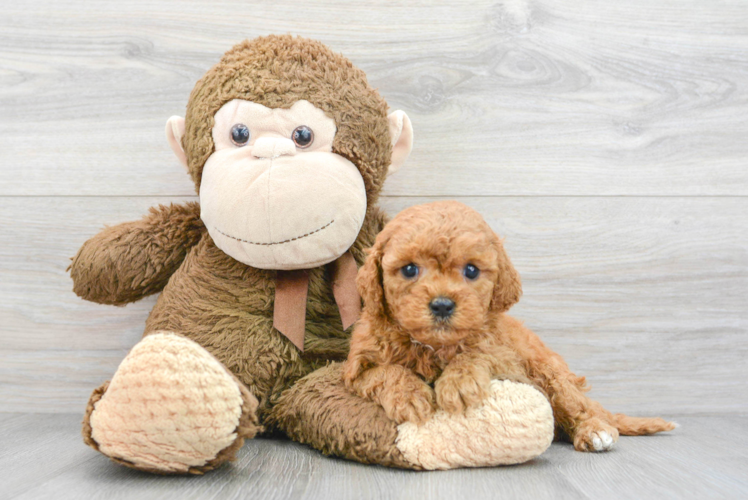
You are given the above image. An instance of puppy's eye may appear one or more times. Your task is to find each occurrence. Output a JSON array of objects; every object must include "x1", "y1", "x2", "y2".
[
  {"x1": 230, "y1": 124, "x2": 250, "y2": 146},
  {"x1": 464, "y1": 264, "x2": 480, "y2": 280},
  {"x1": 292, "y1": 125, "x2": 314, "y2": 148},
  {"x1": 401, "y1": 263, "x2": 419, "y2": 279}
]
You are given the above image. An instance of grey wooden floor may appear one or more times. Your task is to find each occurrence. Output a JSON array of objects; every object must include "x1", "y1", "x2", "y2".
[
  {"x1": 2, "y1": 0, "x2": 748, "y2": 498},
  {"x1": 0, "y1": 413, "x2": 745, "y2": 500}
]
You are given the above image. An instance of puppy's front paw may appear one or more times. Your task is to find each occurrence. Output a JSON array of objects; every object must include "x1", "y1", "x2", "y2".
[
  {"x1": 380, "y1": 383, "x2": 436, "y2": 425},
  {"x1": 573, "y1": 417, "x2": 619, "y2": 452},
  {"x1": 435, "y1": 372, "x2": 490, "y2": 414}
]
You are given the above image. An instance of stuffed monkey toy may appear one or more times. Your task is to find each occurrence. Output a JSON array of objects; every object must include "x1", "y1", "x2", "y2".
[{"x1": 70, "y1": 35, "x2": 554, "y2": 473}]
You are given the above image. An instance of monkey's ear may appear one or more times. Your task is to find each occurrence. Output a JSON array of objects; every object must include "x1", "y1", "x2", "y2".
[
  {"x1": 165, "y1": 116, "x2": 188, "y2": 169},
  {"x1": 387, "y1": 110, "x2": 413, "y2": 176}
]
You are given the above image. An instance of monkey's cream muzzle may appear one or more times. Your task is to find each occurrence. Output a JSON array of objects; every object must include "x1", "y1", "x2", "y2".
[{"x1": 199, "y1": 99, "x2": 367, "y2": 270}]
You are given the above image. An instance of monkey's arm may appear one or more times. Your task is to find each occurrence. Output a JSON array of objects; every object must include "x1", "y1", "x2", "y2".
[{"x1": 69, "y1": 202, "x2": 204, "y2": 305}]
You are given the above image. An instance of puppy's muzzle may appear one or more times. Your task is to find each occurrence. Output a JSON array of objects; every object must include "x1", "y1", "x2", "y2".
[{"x1": 429, "y1": 297, "x2": 455, "y2": 320}]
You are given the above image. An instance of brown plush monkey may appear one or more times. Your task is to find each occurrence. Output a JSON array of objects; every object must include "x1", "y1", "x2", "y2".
[{"x1": 71, "y1": 35, "x2": 554, "y2": 473}]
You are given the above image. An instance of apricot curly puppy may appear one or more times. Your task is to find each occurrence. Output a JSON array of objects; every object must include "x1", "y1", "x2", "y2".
[{"x1": 343, "y1": 201, "x2": 676, "y2": 452}]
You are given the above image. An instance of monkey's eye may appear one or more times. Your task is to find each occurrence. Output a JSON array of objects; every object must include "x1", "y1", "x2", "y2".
[
  {"x1": 230, "y1": 124, "x2": 250, "y2": 146},
  {"x1": 401, "y1": 263, "x2": 419, "y2": 279},
  {"x1": 292, "y1": 125, "x2": 314, "y2": 148},
  {"x1": 464, "y1": 264, "x2": 480, "y2": 280}
]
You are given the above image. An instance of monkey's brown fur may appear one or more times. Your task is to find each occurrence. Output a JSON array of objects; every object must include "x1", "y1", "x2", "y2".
[
  {"x1": 343, "y1": 201, "x2": 675, "y2": 451},
  {"x1": 71, "y1": 35, "x2": 393, "y2": 472},
  {"x1": 70, "y1": 202, "x2": 205, "y2": 306}
]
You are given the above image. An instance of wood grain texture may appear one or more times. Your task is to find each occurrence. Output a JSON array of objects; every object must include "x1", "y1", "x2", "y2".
[
  {"x1": 1, "y1": 196, "x2": 746, "y2": 413},
  {"x1": 1, "y1": 0, "x2": 747, "y2": 196},
  {"x1": 0, "y1": 0, "x2": 746, "y2": 420},
  {"x1": 1, "y1": 414, "x2": 746, "y2": 500}
]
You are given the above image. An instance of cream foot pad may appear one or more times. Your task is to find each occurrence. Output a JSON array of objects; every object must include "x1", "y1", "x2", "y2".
[
  {"x1": 89, "y1": 332, "x2": 247, "y2": 473},
  {"x1": 395, "y1": 380, "x2": 554, "y2": 469}
]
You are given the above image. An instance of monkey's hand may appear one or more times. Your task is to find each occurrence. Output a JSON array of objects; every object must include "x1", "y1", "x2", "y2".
[{"x1": 69, "y1": 202, "x2": 204, "y2": 305}]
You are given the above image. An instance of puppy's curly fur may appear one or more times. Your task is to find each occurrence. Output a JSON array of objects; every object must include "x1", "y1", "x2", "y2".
[{"x1": 343, "y1": 201, "x2": 675, "y2": 452}]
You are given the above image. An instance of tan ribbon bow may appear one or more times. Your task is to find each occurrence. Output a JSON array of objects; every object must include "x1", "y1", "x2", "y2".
[{"x1": 273, "y1": 251, "x2": 361, "y2": 351}]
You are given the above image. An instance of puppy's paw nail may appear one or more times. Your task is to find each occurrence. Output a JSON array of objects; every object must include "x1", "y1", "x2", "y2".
[
  {"x1": 599, "y1": 431, "x2": 615, "y2": 449},
  {"x1": 588, "y1": 430, "x2": 615, "y2": 452},
  {"x1": 591, "y1": 433, "x2": 603, "y2": 451}
]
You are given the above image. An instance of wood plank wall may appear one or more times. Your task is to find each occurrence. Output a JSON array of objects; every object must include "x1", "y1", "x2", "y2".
[{"x1": 1, "y1": 0, "x2": 746, "y2": 414}]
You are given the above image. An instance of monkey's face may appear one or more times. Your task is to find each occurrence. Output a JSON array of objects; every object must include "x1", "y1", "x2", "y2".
[
  {"x1": 198, "y1": 99, "x2": 367, "y2": 270},
  {"x1": 167, "y1": 37, "x2": 414, "y2": 271}
]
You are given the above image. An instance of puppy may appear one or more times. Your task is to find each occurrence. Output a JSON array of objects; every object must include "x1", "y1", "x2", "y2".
[{"x1": 343, "y1": 201, "x2": 675, "y2": 452}]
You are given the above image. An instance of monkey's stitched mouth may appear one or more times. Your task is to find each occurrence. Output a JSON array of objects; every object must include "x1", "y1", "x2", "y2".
[{"x1": 213, "y1": 219, "x2": 335, "y2": 246}]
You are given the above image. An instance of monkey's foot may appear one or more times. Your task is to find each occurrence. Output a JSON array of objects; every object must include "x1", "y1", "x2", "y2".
[
  {"x1": 396, "y1": 379, "x2": 555, "y2": 469},
  {"x1": 83, "y1": 332, "x2": 261, "y2": 474}
]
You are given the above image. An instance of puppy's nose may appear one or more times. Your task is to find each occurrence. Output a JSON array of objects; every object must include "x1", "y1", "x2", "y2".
[{"x1": 429, "y1": 297, "x2": 455, "y2": 319}]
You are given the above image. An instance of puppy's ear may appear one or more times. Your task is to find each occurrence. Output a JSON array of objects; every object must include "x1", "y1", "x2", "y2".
[
  {"x1": 491, "y1": 237, "x2": 523, "y2": 312},
  {"x1": 357, "y1": 235, "x2": 388, "y2": 318}
]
